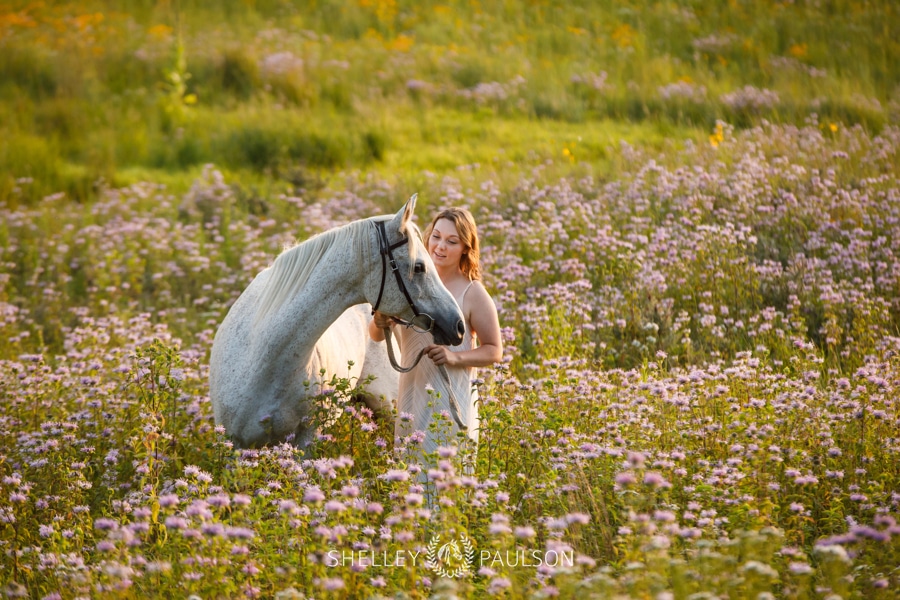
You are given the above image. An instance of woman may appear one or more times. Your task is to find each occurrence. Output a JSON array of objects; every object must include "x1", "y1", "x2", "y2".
[{"x1": 369, "y1": 207, "x2": 502, "y2": 461}]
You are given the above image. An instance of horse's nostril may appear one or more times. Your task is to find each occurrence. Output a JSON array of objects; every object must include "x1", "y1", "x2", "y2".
[{"x1": 456, "y1": 320, "x2": 465, "y2": 339}]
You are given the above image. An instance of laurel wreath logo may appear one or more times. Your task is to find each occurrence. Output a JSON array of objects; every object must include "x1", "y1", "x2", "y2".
[{"x1": 426, "y1": 534, "x2": 475, "y2": 578}]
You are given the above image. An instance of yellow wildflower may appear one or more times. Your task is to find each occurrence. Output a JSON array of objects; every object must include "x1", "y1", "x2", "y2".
[
  {"x1": 0, "y1": 11, "x2": 37, "y2": 28},
  {"x1": 74, "y1": 13, "x2": 103, "y2": 30},
  {"x1": 710, "y1": 123, "x2": 724, "y2": 148},
  {"x1": 612, "y1": 23, "x2": 636, "y2": 49},
  {"x1": 149, "y1": 24, "x2": 172, "y2": 39},
  {"x1": 788, "y1": 43, "x2": 808, "y2": 58},
  {"x1": 387, "y1": 34, "x2": 414, "y2": 52}
]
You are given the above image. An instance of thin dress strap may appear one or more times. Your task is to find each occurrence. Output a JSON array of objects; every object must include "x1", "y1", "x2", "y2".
[
  {"x1": 457, "y1": 280, "x2": 476, "y2": 309},
  {"x1": 456, "y1": 281, "x2": 477, "y2": 345}
]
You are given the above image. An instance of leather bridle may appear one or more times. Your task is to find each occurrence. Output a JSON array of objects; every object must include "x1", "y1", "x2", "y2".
[{"x1": 371, "y1": 219, "x2": 434, "y2": 333}]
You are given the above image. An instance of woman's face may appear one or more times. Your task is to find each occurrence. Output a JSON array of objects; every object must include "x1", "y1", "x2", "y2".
[{"x1": 428, "y1": 218, "x2": 465, "y2": 271}]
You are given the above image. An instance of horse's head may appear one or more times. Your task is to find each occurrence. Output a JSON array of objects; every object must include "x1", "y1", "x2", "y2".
[{"x1": 368, "y1": 195, "x2": 465, "y2": 347}]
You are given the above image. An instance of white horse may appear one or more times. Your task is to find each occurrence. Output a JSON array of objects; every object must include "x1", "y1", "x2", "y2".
[{"x1": 209, "y1": 196, "x2": 465, "y2": 448}]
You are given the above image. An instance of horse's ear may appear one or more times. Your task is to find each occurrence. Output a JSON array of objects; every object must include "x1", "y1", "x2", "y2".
[
  {"x1": 390, "y1": 193, "x2": 418, "y2": 233},
  {"x1": 401, "y1": 193, "x2": 418, "y2": 226}
]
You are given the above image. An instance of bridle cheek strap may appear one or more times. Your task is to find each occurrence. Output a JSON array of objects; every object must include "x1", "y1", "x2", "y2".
[{"x1": 372, "y1": 220, "x2": 419, "y2": 317}]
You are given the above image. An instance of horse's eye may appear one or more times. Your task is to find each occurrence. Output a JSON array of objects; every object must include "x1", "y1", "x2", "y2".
[{"x1": 414, "y1": 262, "x2": 426, "y2": 274}]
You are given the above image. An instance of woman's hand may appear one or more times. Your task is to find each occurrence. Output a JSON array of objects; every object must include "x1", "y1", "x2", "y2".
[
  {"x1": 368, "y1": 310, "x2": 395, "y2": 342},
  {"x1": 424, "y1": 344, "x2": 459, "y2": 367},
  {"x1": 372, "y1": 310, "x2": 395, "y2": 329}
]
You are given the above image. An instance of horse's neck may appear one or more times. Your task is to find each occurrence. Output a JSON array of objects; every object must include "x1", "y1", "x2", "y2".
[{"x1": 255, "y1": 242, "x2": 368, "y2": 369}]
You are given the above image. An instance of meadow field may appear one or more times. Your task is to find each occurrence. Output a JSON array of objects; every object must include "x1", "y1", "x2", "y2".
[{"x1": 2, "y1": 1, "x2": 900, "y2": 598}]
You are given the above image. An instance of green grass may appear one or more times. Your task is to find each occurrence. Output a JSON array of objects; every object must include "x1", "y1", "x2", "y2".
[
  {"x1": 0, "y1": 0, "x2": 897, "y2": 204},
  {"x1": 90, "y1": 106, "x2": 698, "y2": 203},
  {"x1": 371, "y1": 106, "x2": 696, "y2": 174}
]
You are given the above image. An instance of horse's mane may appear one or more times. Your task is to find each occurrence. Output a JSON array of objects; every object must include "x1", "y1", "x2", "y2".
[{"x1": 253, "y1": 215, "x2": 421, "y2": 325}]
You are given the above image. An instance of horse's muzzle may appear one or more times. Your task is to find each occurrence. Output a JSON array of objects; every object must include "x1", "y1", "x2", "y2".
[{"x1": 433, "y1": 319, "x2": 465, "y2": 346}]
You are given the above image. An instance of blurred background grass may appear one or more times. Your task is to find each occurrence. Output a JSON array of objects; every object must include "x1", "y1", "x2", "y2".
[{"x1": 1, "y1": 0, "x2": 897, "y2": 205}]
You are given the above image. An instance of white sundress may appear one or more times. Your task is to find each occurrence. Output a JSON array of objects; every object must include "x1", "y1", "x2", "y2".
[{"x1": 395, "y1": 281, "x2": 479, "y2": 459}]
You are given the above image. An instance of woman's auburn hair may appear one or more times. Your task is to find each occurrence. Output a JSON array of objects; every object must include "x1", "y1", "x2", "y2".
[{"x1": 423, "y1": 207, "x2": 482, "y2": 281}]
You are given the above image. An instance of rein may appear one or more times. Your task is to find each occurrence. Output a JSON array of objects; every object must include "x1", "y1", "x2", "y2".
[
  {"x1": 382, "y1": 326, "x2": 465, "y2": 430},
  {"x1": 371, "y1": 217, "x2": 466, "y2": 430}
]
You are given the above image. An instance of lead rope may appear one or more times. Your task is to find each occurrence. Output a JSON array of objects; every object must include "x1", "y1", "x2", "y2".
[{"x1": 382, "y1": 326, "x2": 467, "y2": 430}]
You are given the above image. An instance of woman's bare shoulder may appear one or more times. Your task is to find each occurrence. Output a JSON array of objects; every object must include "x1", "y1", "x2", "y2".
[{"x1": 468, "y1": 280, "x2": 497, "y2": 308}]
